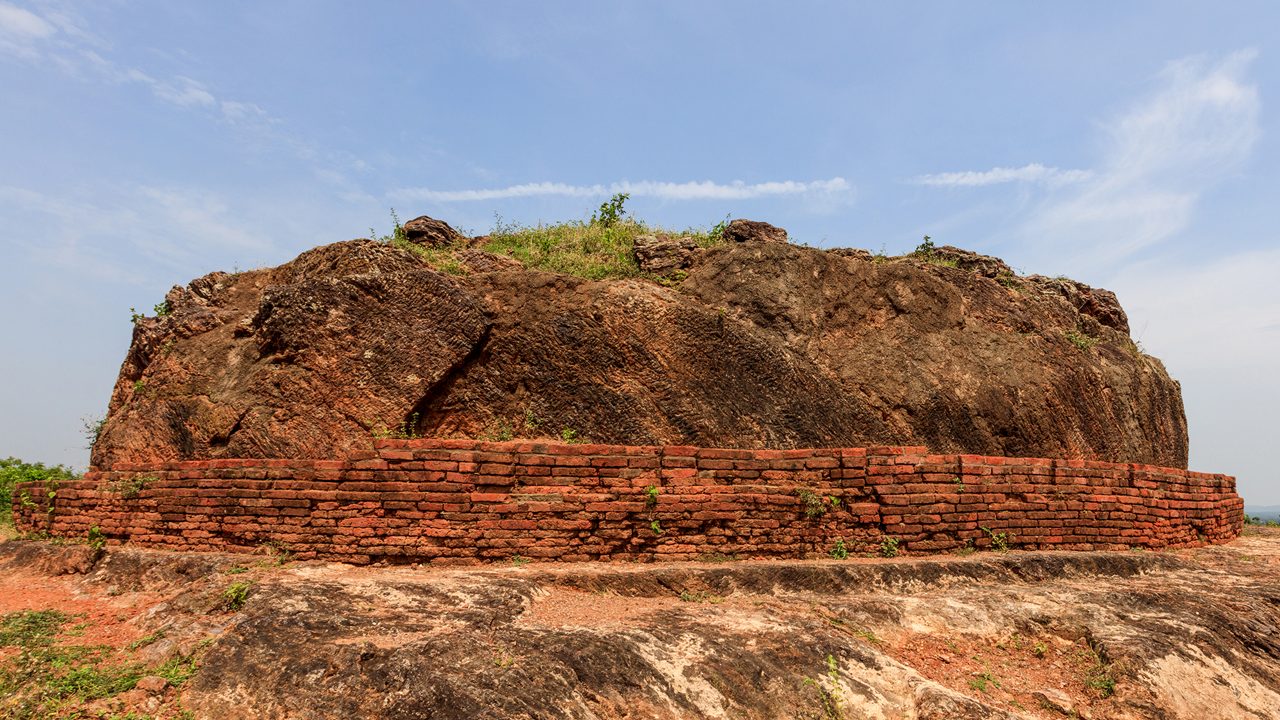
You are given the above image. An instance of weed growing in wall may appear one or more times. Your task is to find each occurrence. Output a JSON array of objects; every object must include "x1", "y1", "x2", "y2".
[
  {"x1": 829, "y1": 538, "x2": 849, "y2": 560},
  {"x1": 644, "y1": 485, "x2": 659, "y2": 508},
  {"x1": 879, "y1": 537, "x2": 900, "y2": 558},
  {"x1": 981, "y1": 526, "x2": 1011, "y2": 552},
  {"x1": 797, "y1": 489, "x2": 840, "y2": 519},
  {"x1": 107, "y1": 475, "x2": 153, "y2": 499}
]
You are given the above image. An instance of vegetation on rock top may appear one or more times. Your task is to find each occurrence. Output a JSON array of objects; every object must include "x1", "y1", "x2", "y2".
[{"x1": 372, "y1": 194, "x2": 728, "y2": 280}]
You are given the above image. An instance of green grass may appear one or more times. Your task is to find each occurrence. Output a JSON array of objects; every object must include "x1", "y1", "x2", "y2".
[
  {"x1": 1065, "y1": 329, "x2": 1098, "y2": 351},
  {"x1": 678, "y1": 590, "x2": 723, "y2": 604},
  {"x1": 0, "y1": 609, "x2": 201, "y2": 719},
  {"x1": 372, "y1": 199, "x2": 728, "y2": 281}
]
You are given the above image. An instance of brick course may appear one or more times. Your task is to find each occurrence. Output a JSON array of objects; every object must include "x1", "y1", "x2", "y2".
[{"x1": 10, "y1": 441, "x2": 1243, "y2": 564}]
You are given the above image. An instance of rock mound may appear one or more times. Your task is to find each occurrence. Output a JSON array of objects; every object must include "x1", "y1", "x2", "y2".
[{"x1": 91, "y1": 219, "x2": 1188, "y2": 469}]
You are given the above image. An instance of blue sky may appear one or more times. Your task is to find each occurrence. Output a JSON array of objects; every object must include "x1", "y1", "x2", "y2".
[{"x1": 2, "y1": 1, "x2": 1277, "y2": 503}]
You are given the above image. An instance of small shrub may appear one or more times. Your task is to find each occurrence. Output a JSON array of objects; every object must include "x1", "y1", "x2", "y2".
[
  {"x1": 591, "y1": 192, "x2": 631, "y2": 228},
  {"x1": 86, "y1": 526, "x2": 106, "y2": 551},
  {"x1": 797, "y1": 489, "x2": 839, "y2": 519},
  {"x1": 509, "y1": 555, "x2": 529, "y2": 567},
  {"x1": 650, "y1": 519, "x2": 663, "y2": 536},
  {"x1": 522, "y1": 408, "x2": 543, "y2": 433},
  {"x1": 81, "y1": 416, "x2": 106, "y2": 449},
  {"x1": 879, "y1": 537, "x2": 900, "y2": 558},
  {"x1": 559, "y1": 427, "x2": 580, "y2": 444},
  {"x1": 829, "y1": 538, "x2": 849, "y2": 560},
  {"x1": 996, "y1": 272, "x2": 1021, "y2": 289},
  {"x1": 1081, "y1": 644, "x2": 1118, "y2": 697},
  {"x1": 222, "y1": 582, "x2": 252, "y2": 611},
  {"x1": 258, "y1": 540, "x2": 292, "y2": 566},
  {"x1": 370, "y1": 412, "x2": 421, "y2": 440},
  {"x1": 678, "y1": 590, "x2": 723, "y2": 604},
  {"x1": 107, "y1": 475, "x2": 153, "y2": 499},
  {"x1": 981, "y1": 526, "x2": 1011, "y2": 552},
  {"x1": 854, "y1": 629, "x2": 881, "y2": 644},
  {"x1": 1065, "y1": 329, "x2": 1098, "y2": 351},
  {"x1": 644, "y1": 485, "x2": 659, "y2": 508},
  {"x1": 484, "y1": 418, "x2": 515, "y2": 442},
  {"x1": 707, "y1": 215, "x2": 730, "y2": 244},
  {"x1": 968, "y1": 671, "x2": 1002, "y2": 694},
  {"x1": 802, "y1": 654, "x2": 846, "y2": 720}
]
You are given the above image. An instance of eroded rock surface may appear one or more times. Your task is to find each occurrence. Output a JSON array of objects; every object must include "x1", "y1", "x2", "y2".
[
  {"x1": 3, "y1": 529, "x2": 1279, "y2": 719},
  {"x1": 402, "y1": 214, "x2": 466, "y2": 247},
  {"x1": 92, "y1": 225, "x2": 1187, "y2": 469}
]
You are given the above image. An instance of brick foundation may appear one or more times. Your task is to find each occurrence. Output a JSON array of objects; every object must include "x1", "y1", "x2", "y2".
[{"x1": 10, "y1": 440, "x2": 1243, "y2": 564}]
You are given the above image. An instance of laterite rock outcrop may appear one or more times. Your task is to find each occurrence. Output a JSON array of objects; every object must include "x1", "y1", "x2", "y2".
[{"x1": 91, "y1": 218, "x2": 1188, "y2": 470}]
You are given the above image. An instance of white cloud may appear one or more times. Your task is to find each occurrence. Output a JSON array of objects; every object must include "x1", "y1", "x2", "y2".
[
  {"x1": 0, "y1": 2, "x2": 53, "y2": 38},
  {"x1": 913, "y1": 163, "x2": 1092, "y2": 188},
  {"x1": 1, "y1": 5, "x2": 271, "y2": 121},
  {"x1": 0, "y1": 1, "x2": 54, "y2": 59},
  {"x1": 152, "y1": 75, "x2": 216, "y2": 108},
  {"x1": 391, "y1": 177, "x2": 852, "y2": 203},
  {"x1": 1021, "y1": 50, "x2": 1259, "y2": 267},
  {"x1": 220, "y1": 100, "x2": 270, "y2": 122}
]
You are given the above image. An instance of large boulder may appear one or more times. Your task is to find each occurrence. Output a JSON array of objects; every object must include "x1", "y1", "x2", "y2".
[
  {"x1": 632, "y1": 234, "x2": 699, "y2": 274},
  {"x1": 90, "y1": 227, "x2": 1188, "y2": 469},
  {"x1": 722, "y1": 219, "x2": 788, "y2": 244},
  {"x1": 402, "y1": 215, "x2": 466, "y2": 247}
]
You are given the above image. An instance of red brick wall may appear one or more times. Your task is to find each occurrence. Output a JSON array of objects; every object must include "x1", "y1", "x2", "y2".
[{"x1": 10, "y1": 440, "x2": 1243, "y2": 564}]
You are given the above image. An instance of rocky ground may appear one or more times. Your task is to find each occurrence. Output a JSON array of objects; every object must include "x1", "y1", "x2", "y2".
[{"x1": 2, "y1": 529, "x2": 1278, "y2": 719}]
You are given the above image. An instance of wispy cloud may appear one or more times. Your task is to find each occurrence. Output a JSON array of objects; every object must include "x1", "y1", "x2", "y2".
[
  {"x1": 913, "y1": 163, "x2": 1092, "y2": 188},
  {"x1": 390, "y1": 177, "x2": 852, "y2": 203},
  {"x1": 0, "y1": 1, "x2": 52, "y2": 38},
  {"x1": 1022, "y1": 50, "x2": 1259, "y2": 266},
  {"x1": 0, "y1": 183, "x2": 274, "y2": 282},
  {"x1": 0, "y1": 0, "x2": 53, "y2": 58},
  {"x1": 0, "y1": 4, "x2": 272, "y2": 124}
]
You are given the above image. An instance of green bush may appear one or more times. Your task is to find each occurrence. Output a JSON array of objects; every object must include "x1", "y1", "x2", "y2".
[{"x1": 1, "y1": 458, "x2": 78, "y2": 526}]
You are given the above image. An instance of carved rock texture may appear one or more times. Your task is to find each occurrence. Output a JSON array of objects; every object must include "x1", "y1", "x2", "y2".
[{"x1": 91, "y1": 233, "x2": 1188, "y2": 469}]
